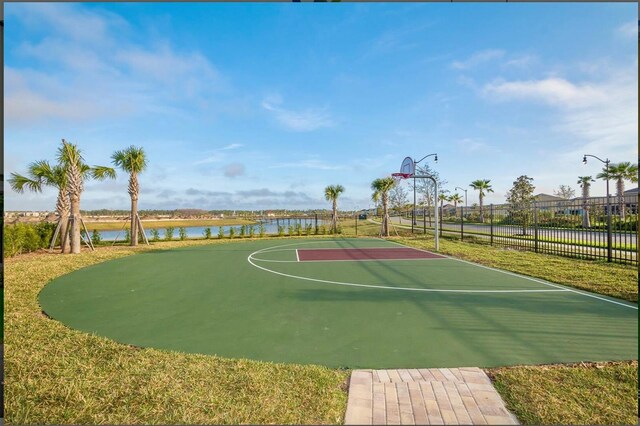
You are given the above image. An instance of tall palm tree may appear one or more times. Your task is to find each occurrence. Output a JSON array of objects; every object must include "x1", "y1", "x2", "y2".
[
  {"x1": 9, "y1": 161, "x2": 71, "y2": 252},
  {"x1": 112, "y1": 146, "x2": 148, "y2": 246},
  {"x1": 469, "y1": 179, "x2": 494, "y2": 223},
  {"x1": 58, "y1": 140, "x2": 116, "y2": 254},
  {"x1": 371, "y1": 177, "x2": 395, "y2": 237},
  {"x1": 596, "y1": 162, "x2": 638, "y2": 220},
  {"x1": 324, "y1": 184, "x2": 345, "y2": 234},
  {"x1": 577, "y1": 176, "x2": 595, "y2": 228}
]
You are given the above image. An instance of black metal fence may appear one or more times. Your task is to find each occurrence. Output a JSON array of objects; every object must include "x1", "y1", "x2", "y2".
[{"x1": 404, "y1": 194, "x2": 638, "y2": 265}]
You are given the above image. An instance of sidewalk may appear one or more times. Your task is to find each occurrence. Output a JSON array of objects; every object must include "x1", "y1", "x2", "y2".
[{"x1": 344, "y1": 367, "x2": 518, "y2": 425}]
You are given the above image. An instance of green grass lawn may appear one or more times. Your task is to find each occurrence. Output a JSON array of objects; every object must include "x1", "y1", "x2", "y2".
[{"x1": 6, "y1": 233, "x2": 637, "y2": 424}]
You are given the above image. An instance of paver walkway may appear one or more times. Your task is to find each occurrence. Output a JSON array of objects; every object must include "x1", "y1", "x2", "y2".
[{"x1": 344, "y1": 368, "x2": 519, "y2": 425}]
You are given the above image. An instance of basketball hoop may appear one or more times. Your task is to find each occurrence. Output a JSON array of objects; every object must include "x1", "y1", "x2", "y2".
[{"x1": 391, "y1": 172, "x2": 411, "y2": 185}]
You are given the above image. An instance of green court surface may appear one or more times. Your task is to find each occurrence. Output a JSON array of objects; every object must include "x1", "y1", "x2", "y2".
[{"x1": 39, "y1": 238, "x2": 638, "y2": 369}]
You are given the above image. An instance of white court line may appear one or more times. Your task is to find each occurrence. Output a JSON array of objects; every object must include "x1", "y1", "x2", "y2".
[
  {"x1": 384, "y1": 239, "x2": 639, "y2": 310},
  {"x1": 295, "y1": 249, "x2": 300, "y2": 262},
  {"x1": 251, "y1": 257, "x2": 447, "y2": 264},
  {"x1": 247, "y1": 241, "x2": 569, "y2": 294}
]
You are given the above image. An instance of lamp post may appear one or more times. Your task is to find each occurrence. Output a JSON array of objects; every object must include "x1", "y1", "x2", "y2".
[
  {"x1": 455, "y1": 186, "x2": 467, "y2": 241},
  {"x1": 583, "y1": 154, "x2": 612, "y2": 262},
  {"x1": 412, "y1": 153, "x2": 438, "y2": 232}
]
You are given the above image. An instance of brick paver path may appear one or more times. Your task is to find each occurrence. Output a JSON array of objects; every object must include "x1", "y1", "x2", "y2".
[{"x1": 344, "y1": 368, "x2": 519, "y2": 425}]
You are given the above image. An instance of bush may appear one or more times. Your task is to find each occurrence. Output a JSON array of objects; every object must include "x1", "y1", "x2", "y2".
[
  {"x1": 259, "y1": 223, "x2": 266, "y2": 237},
  {"x1": 320, "y1": 225, "x2": 327, "y2": 235},
  {"x1": 3, "y1": 222, "x2": 55, "y2": 257},
  {"x1": 150, "y1": 228, "x2": 160, "y2": 242},
  {"x1": 278, "y1": 225, "x2": 285, "y2": 237},
  {"x1": 179, "y1": 227, "x2": 187, "y2": 241},
  {"x1": 124, "y1": 229, "x2": 131, "y2": 243},
  {"x1": 240, "y1": 225, "x2": 246, "y2": 238},
  {"x1": 218, "y1": 227, "x2": 225, "y2": 239},
  {"x1": 305, "y1": 223, "x2": 313, "y2": 236},
  {"x1": 91, "y1": 229, "x2": 101, "y2": 246},
  {"x1": 204, "y1": 227, "x2": 212, "y2": 239},
  {"x1": 165, "y1": 226, "x2": 175, "y2": 241},
  {"x1": 295, "y1": 223, "x2": 302, "y2": 236},
  {"x1": 288, "y1": 224, "x2": 294, "y2": 237},
  {"x1": 229, "y1": 227, "x2": 235, "y2": 239},
  {"x1": 249, "y1": 225, "x2": 255, "y2": 238}
]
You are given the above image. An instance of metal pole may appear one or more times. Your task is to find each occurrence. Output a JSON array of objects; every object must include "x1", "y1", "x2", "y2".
[
  {"x1": 355, "y1": 211, "x2": 358, "y2": 236},
  {"x1": 606, "y1": 161, "x2": 612, "y2": 262},
  {"x1": 534, "y1": 204, "x2": 539, "y2": 253},
  {"x1": 412, "y1": 176, "x2": 416, "y2": 232},
  {"x1": 460, "y1": 203, "x2": 464, "y2": 241},
  {"x1": 434, "y1": 181, "x2": 439, "y2": 251},
  {"x1": 490, "y1": 204, "x2": 494, "y2": 246}
]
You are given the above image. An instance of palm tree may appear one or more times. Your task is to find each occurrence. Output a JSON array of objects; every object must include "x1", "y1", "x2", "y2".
[
  {"x1": 596, "y1": 162, "x2": 638, "y2": 220},
  {"x1": 577, "y1": 176, "x2": 595, "y2": 228},
  {"x1": 112, "y1": 146, "x2": 148, "y2": 246},
  {"x1": 9, "y1": 161, "x2": 71, "y2": 252},
  {"x1": 448, "y1": 193, "x2": 463, "y2": 214},
  {"x1": 469, "y1": 179, "x2": 494, "y2": 223},
  {"x1": 371, "y1": 177, "x2": 395, "y2": 237},
  {"x1": 58, "y1": 140, "x2": 116, "y2": 254},
  {"x1": 324, "y1": 184, "x2": 345, "y2": 234}
]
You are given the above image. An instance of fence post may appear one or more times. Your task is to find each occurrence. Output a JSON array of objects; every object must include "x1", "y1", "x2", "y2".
[
  {"x1": 315, "y1": 214, "x2": 318, "y2": 234},
  {"x1": 534, "y1": 203, "x2": 539, "y2": 253},
  {"x1": 460, "y1": 206, "x2": 464, "y2": 241},
  {"x1": 423, "y1": 207, "x2": 426, "y2": 235},
  {"x1": 355, "y1": 213, "x2": 358, "y2": 236},
  {"x1": 490, "y1": 204, "x2": 494, "y2": 246}
]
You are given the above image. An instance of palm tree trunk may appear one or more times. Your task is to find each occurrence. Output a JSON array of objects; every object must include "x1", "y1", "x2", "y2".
[
  {"x1": 70, "y1": 194, "x2": 81, "y2": 254},
  {"x1": 131, "y1": 198, "x2": 138, "y2": 246},
  {"x1": 56, "y1": 188, "x2": 71, "y2": 253},
  {"x1": 479, "y1": 193, "x2": 484, "y2": 223},
  {"x1": 332, "y1": 200, "x2": 337, "y2": 233},
  {"x1": 582, "y1": 185, "x2": 590, "y2": 228},
  {"x1": 617, "y1": 179, "x2": 625, "y2": 220},
  {"x1": 382, "y1": 195, "x2": 389, "y2": 237}
]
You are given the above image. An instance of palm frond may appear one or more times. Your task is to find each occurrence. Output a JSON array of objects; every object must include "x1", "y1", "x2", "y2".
[
  {"x1": 92, "y1": 165, "x2": 117, "y2": 181},
  {"x1": 8, "y1": 172, "x2": 42, "y2": 193}
]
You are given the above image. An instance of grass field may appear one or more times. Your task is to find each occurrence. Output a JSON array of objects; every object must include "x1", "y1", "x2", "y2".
[
  {"x1": 6, "y1": 233, "x2": 638, "y2": 424},
  {"x1": 84, "y1": 218, "x2": 256, "y2": 231}
]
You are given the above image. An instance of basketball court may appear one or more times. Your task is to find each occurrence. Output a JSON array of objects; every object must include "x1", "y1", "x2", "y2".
[{"x1": 39, "y1": 238, "x2": 638, "y2": 368}]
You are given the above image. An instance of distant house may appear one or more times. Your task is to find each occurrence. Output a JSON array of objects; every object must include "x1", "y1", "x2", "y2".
[{"x1": 534, "y1": 193, "x2": 565, "y2": 203}]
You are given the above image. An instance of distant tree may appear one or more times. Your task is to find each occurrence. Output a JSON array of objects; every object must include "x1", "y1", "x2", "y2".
[
  {"x1": 112, "y1": 146, "x2": 148, "y2": 246},
  {"x1": 371, "y1": 177, "x2": 396, "y2": 237},
  {"x1": 553, "y1": 185, "x2": 576, "y2": 200},
  {"x1": 415, "y1": 163, "x2": 447, "y2": 219},
  {"x1": 150, "y1": 228, "x2": 161, "y2": 242},
  {"x1": 389, "y1": 182, "x2": 409, "y2": 217},
  {"x1": 179, "y1": 227, "x2": 187, "y2": 240},
  {"x1": 324, "y1": 184, "x2": 345, "y2": 234},
  {"x1": 91, "y1": 229, "x2": 101, "y2": 246},
  {"x1": 204, "y1": 227, "x2": 212, "y2": 239},
  {"x1": 506, "y1": 175, "x2": 536, "y2": 235},
  {"x1": 469, "y1": 179, "x2": 494, "y2": 223},
  {"x1": 577, "y1": 176, "x2": 595, "y2": 228},
  {"x1": 448, "y1": 193, "x2": 463, "y2": 211},
  {"x1": 596, "y1": 162, "x2": 638, "y2": 220}
]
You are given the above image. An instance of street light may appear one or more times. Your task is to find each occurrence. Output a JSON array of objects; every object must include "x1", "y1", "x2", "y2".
[
  {"x1": 455, "y1": 186, "x2": 467, "y2": 241},
  {"x1": 583, "y1": 154, "x2": 612, "y2": 262},
  {"x1": 412, "y1": 154, "x2": 438, "y2": 231}
]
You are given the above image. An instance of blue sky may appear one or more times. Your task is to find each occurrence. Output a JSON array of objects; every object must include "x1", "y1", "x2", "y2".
[{"x1": 5, "y1": 3, "x2": 637, "y2": 211}]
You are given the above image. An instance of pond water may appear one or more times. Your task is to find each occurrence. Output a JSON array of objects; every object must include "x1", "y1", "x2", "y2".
[{"x1": 94, "y1": 218, "x2": 327, "y2": 241}]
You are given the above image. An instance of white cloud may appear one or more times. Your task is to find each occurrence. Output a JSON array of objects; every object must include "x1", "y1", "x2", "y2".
[
  {"x1": 503, "y1": 54, "x2": 537, "y2": 69},
  {"x1": 269, "y1": 159, "x2": 345, "y2": 171},
  {"x1": 451, "y1": 49, "x2": 505, "y2": 70},
  {"x1": 482, "y1": 77, "x2": 607, "y2": 108},
  {"x1": 616, "y1": 21, "x2": 637, "y2": 39},
  {"x1": 262, "y1": 98, "x2": 334, "y2": 132},
  {"x1": 222, "y1": 143, "x2": 243, "y2": 150}
]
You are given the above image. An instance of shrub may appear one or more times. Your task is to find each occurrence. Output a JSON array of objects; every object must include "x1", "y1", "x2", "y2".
[
  {"x1": 124, "y1": 229, "x2": 131, "y2": 243},
  {"x1": 165, "y1": 226, "x2": 175, "y2": 241},
  {"x1": 249, "y1": 225, "x2": 255, "y2": 238},
  {"x1": 288, "y1": 224, "x2": 294, "y2": 237},
  {"x1": 204, "y1": 227, "x2": 212, "y2": 239},
  {"x1": 229, "y1": 227, "x2": 235, "y2": 239},
  {"x1": 91, "y1": 229, "x2": 101, "y2": 246},
  {"x1": 150, "y1": 228, "x2": 160, "y2": 242},
  {"x1": 3, "y1": 222, "x2": 55, "y2": 257},
  {"x1": 278, "y1": 225, "x2": 285, "y2": 237},
  {"x1": 259, "y1": 223, "x2": 266, "y2": 237},
  {"x1": 218, "y1": 227, "x2": 225, "y2": 239},
  {"x1": 179, "y1": 227, "x2": 187, "y2": 240},
  {"x1": 295, "y1": 223, "x2": 302, "y2": 236},
  {"x1": 320, "y1": 225, "x2": 327, "y2": 235},
  {"x1": 240, "y1": 225, "x2": 246, "y2": 238},
  {"x1": 305, "y1": 223, "x2": 313, "y2": 235}
]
